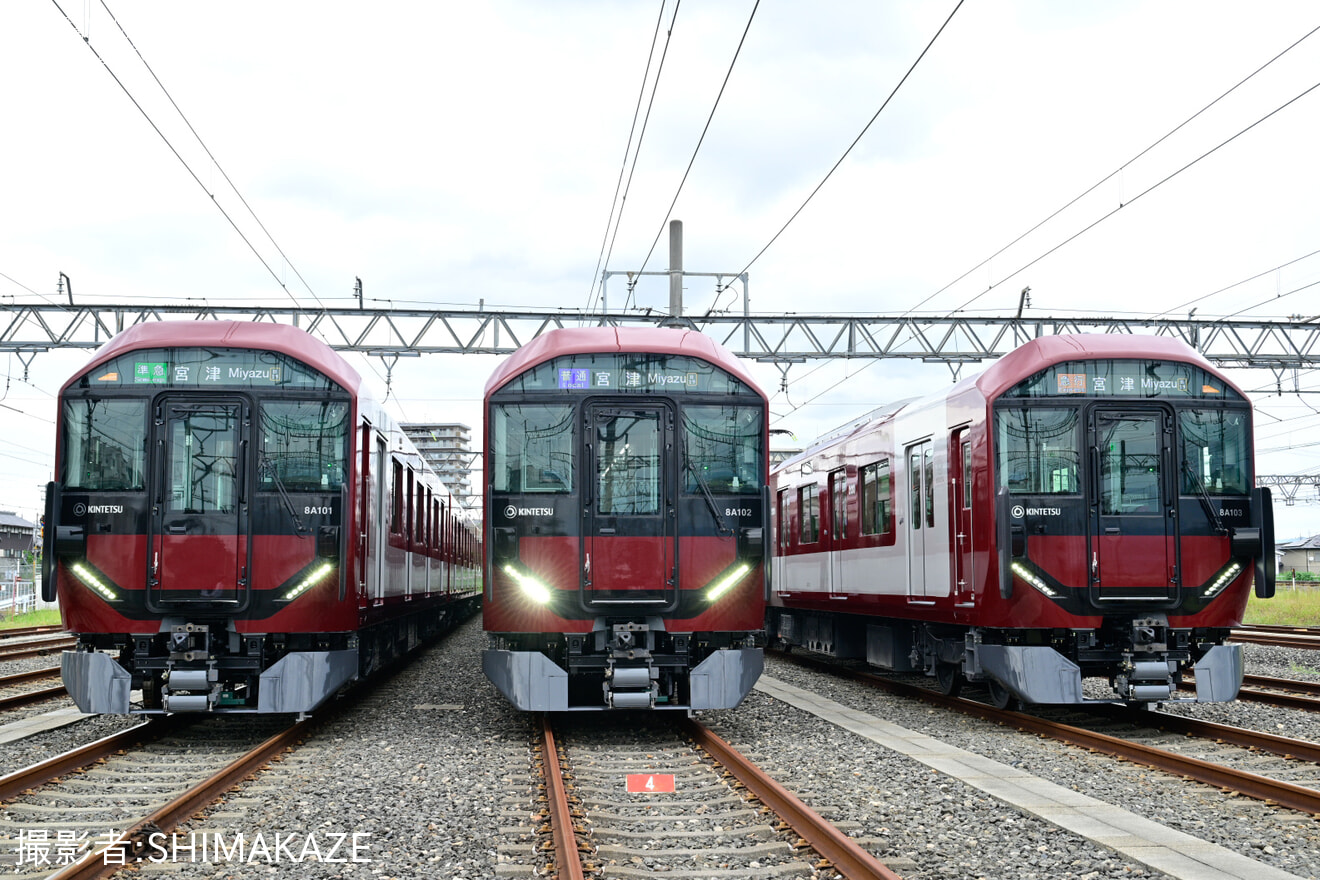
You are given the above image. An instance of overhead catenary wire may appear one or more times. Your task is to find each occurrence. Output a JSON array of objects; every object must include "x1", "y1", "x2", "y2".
[
  {"x1": 96, "y1": 0, "x2": 326, "y2": 310},
  {"x1": 719, "y1": 0, "x2": 965, "y2": 299},
  {"x1": 636, "y1": 0, "x2": 760, "y2": 277},
  {"x1": 48, "y1": 0, "x2": 304, "y2": 307},
  {"x1": 945, "y1": 77, "x2": 1320, "y2": 316},
  {"x1": 586, "y1": 0, "x2": 672, "y2": 316},
  {"x1": 907, "y1": 23, "x2": 1320, "y2": 320}
]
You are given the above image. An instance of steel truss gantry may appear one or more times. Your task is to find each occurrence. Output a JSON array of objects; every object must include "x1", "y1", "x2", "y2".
[{"x1": 0, "y1": 304, "x2": 1317, "y2": 374}]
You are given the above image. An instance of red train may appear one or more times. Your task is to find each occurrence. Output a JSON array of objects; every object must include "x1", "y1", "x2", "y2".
[
  {"x1": 769, "y1": 334, "x2": 1275, "y2": 706},
  {"x1": 43, "y1": 321, "x2": 480, "y2": 714},
  {"x1": 481, "y1": 327, "x2": 768, "y2": 710}
]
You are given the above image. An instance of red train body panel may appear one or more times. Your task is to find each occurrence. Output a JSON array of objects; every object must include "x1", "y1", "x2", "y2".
[
  {"x1": 481, "y1": 327, "x2": 768, "y2": 710},
  {"x1": 45, "y1": 321, "x2": 480, "y2": 714},
  {"x1": 769, "y1": 335, "x2": 1275, "y2": 705}
]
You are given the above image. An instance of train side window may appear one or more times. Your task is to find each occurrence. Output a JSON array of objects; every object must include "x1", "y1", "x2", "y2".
[
  {"x1": 798, "y1": 486, "x2": 819, "y2": 544},
  {"x1": 491, "y1": 403, "x2": 574, "y2": 493},
  {"x1": 406, "y1": 470, "x2": 416, "y2": 541},
  {"x1": 962, "y1": 441, "x2": 973, "y2": 509},
  {"x1": 391, "y1": 460, "x2": 404, "y2": 535},
  {"x1": 777, "y1": 489, "x2": 791, "y2": 549},
  {"x1": 62, "y1": 399, "x2": 148, "y2": 491},
  {"x1": 859, "y1": 460, "x2": 891, "y2": 535},
  {"x1": 829, "y1": 469, "x2": 848, "y2": 539}
]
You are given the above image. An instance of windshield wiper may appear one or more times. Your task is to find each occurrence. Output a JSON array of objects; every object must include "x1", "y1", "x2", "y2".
[
  {"x1": 682, "y1": 441, "x2": 732, "y2": 536},
  {"x1": 1181, "y1": 459, "x2": 1226, "y2": 535},
  {"x1": 259, "y1": 454, "x2": 309, "y2": 536}
]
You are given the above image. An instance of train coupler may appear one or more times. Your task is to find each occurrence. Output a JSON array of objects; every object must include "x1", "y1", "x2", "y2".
[{"x1": 604, "y1": 662, "x2": 657, "y2": 709}]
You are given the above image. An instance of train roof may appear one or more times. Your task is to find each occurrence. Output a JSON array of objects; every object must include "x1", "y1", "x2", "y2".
[
  {"x1": 62, "y1": 321, "x2": 362, "y2": 395},
  {"x1": 484, "y1": 326, "x2": 765, "y2": 398},
  {"x1": 968, "y1": 333, "x2": 1243, "y2": 400}
]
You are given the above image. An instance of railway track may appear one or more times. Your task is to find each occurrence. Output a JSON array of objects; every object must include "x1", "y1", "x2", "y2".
[
  {"x1": 777, "y1": 651, "x2": 1320, "y2": 817},
  {"x1": 1229, "y1": 627, "x2": 1320, "y2": 650},
  {"x1": 0, "y1": 626, "x2": 62, "y2": 640},
  {"x1": 535, "y1": 713, "x2": 901, "y2": 880},
  {"x1": 0, "y1": 636, "x2": 77, "y2": 663},
  {"x1": 0, "y1": 713, "x2": 310, "y2": 877},
  {"x1": 0, "y1": 665, "x2": 65, "y2": 713}
]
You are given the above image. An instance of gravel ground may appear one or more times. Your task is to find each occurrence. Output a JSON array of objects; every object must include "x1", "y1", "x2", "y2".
[
  {"x1": 159, "y1": 613, "x2": 532, "y2": 880},
  {"x1": 748, "y1": 644, "x2": 1320, "y2": 880},
  {"x1": 3, "y1": 634, "x2": 1319, "y2": 879}
]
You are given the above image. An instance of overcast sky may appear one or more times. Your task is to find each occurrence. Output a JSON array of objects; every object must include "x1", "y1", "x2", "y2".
[{"x1": 2, "y1": 2, "x2": 1319, "y2": 538}]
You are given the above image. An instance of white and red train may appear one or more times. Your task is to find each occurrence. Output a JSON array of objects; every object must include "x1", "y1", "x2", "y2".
[
  {"x1": 481, "y1": 327, "x2": 768, "y2": 710},
  {"x1": 44, "y1": 321, "x2": 480, "y2": 714},
  {"x1": 769, "y1": 334, "x2": 1275, "y2": 706}
]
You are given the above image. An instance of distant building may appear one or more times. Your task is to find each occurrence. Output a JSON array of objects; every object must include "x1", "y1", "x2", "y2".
[
  {"x1": 1278, "y1": 535, "x2": 1320, "y2": 575},
  {"x1": 401, "y1": 422, "x2": 478, "y2": 511},
  {"x1": 0, "y1": 511, "x2": 37, "y2": 558}
]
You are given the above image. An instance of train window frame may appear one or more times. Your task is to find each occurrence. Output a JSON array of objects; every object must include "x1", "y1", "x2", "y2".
[
  {"x1": 255, "y1": 399, "x2": 349, "y2": 494},
  {"x1": 798, "y1": 485, "x2": 820, "y2": 544},
  {"x1": 1178, "y1": 406, "x2": 1251, "y2": 496},
  {"x1": 391, "y1": 459, "x2": 404, "y2": 536},
  {"x1": 993, "y1": 406, "x2": 1082, "y2": 496},
  {"x1": 680, "y1": 404, "x2": 763, "y2": 497},
  {"x1": 777, "y1": 488, "x2": 791, "y2": 550},
  {"x1": 61, "y1": 397, "x2": 149, "y2": 492},
  {"x1": 829, "y1": 468, "x2": 848, "y2": 540},
  {"x1": 490, "y1": 402, "x2": 575, "y2": 495},
  {"x1": 858, "y1": 459, "x2": 892, "y2": 536}
]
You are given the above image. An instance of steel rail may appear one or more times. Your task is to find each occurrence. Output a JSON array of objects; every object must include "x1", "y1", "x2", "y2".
[
  {"x1": 0, "y1": 719, "x2": 175, "y2": 802},
  {"x1": 1228, "y1": 630, "x2": 1320, "y2": 650},
  {"x1": 46, "y1": 717, "x2": 313, "y2": 879},
  {"x1": 0, "y1": 636, "x2": 77, "y2": 660},
  {"x1": 680, "y1": 717, "x2": 903, "y2": 880},
  {"x1": 778, "y1": 652, "x2": 1320, "y2": 816},
  {"x1": 0, "y1": 625, "x2": 62, "y2": 639},
  {"x1": 0, "y1": 683, "x2": 67, "y2": 711},
  {"x1": 538, "y1": 715, "x2": 586, "y2": 880},
  {"x1": 0, "y1": 664, "x2": 61, "y2": 687}
]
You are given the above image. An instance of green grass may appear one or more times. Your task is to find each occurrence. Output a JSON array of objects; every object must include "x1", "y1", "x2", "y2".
[
  {"x1": 1244, "y1": 586, "x2": 1320, "y2": 627},
  {"x1": 0, "y1": 608, "x2": 62, "y2": 630}
]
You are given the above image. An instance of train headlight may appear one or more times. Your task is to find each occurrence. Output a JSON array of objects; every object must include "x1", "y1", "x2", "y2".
[
  {"x1": 1010, "y1": 560, "x2": 1059, "y2": 599},
  {"x1": 282, "y1": 562, "x2": 335, "y2": 601},
  {"x1": 706, "y1": 562, "x2": 752, "y2": 602},
  {"x1": 503, "y1": 565, "x2": 552, "y2": 604},
  {"x1": 71, "y1": 562, "x2": 118, "y2": 601},
  {"x1": 1201, "y1": 561, "x2": 1243, "y2": 600}
]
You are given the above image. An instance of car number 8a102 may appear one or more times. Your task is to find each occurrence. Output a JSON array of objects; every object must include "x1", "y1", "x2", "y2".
[{"x1": 724, "y1": 507, "x2": 753, "y2": 517}]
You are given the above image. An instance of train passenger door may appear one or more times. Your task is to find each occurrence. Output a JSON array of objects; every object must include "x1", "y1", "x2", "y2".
[
  {"x1": 827, "y1": 468, "x2": 848, "y2": 598},
  {"x1": 583, "y1": 402, "x2": 678, "y2": 607},
  {"x1": 906, "y1": 440, "x2": 935, "y2": 599},
  {"x1": 952, "y1": 428, "x2": 974, "y2": 604},
  {"x1": 1090, "y1": 408, "x2": 1176, "y2": 601},
  {"x1": 149, "y1": 398, "x2": 249, "y2": 610}
]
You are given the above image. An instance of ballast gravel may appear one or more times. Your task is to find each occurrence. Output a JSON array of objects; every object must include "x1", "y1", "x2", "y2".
[{"x1": 5, "y1": 630, "x2": 1320, "y2": 879}]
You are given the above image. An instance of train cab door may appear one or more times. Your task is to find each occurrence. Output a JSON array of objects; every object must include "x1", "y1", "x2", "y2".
[
  {"x1": 583, "y1": 402, "x2": 678, "y2": 607},
  {"x1": 905, "y1": 440, "x2": 937, "y2": 599},
  {"x1": 827, "y1": 468, "x2": 849, "y2": 598},
  {"x1": 952, "y1": 428, "x2": 974, "y2": 605},
  {"x1": 149, "y1": 397, "x2": 250, "y2": 611},
  {"x1": 1089, "y1": 407, "x2": 1177, "y2": 602}
]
